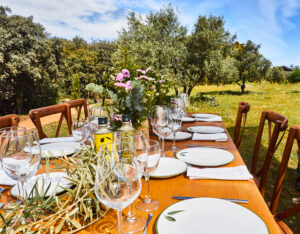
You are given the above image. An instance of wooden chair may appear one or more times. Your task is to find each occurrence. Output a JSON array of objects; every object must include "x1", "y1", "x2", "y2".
[
  {"x1": 29, "y1": 104, "x2": 72, "y2": 139},
  {"x1": 67, "y1": 98, "x2": 88, "y2": 122},
  {"x1": 251, "y1": 110, "x2": 288, "y2": 197},
  {"x1": 233, "y1": 102, "x2": 250, "y2": 149},
  {"x1": 0, "y1": 114, "x2": 20, "y2": 129},
  {"x1": 268, "y1": 126, "x2": 300, "y2": 233}
]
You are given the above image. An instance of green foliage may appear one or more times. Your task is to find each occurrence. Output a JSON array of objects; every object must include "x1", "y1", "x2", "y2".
[
  {"x1": 266, "y1": 66, "x2": 287, "y2": 83},
  {"x1": 0, "y1": 7, "x2": 59, "y2": 114},
  {"x1": 70, "y1": 73, "x2": 81, "y2": 100},
  {"x1": 287, "y1": 68, "x2": 300, "y2": 83}
]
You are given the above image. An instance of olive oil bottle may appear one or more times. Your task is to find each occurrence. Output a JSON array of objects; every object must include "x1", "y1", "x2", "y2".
[
  {"x1": 118, "y1": 115, "x2": 134, "y2": 158},
  {"x1": 94, "y1": 116, "x2": 113, "y2": 152}
]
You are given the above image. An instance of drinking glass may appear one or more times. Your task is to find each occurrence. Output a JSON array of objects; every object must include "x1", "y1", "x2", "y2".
[
  {"x1": 89, "y1": 106, "x2": 106, "y2": 120},
  {"x1": 151, "y1": 105, "x2": 172, "y2": 157},
  {"x1": 168, "y1": 106, "x2": 183, "y2": 155},
  {"x1": 179, "y1": 93, "x2": 189, "y2": 114},
  {"x1": 113, "y1": 131, "x2": 148, "y2": 233},
  {"x1": 135, "y1": 140, "x2": 161, "y2": 211},
  {"x1": 0, "y1": 127, "x2": 41, "y2": 200},
  {"x1": 72, "y1": 121, "x2": 89, "y2": 143},
  {"x1": 95, "y1": 143, "x2": 142, "y2": 234}
]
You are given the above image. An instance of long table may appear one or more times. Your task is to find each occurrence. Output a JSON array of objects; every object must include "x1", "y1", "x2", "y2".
[
  {"x1": 84, "y1": 119, "x2": 282, "y2": 233},
  {"x1": 0, "y1": 119, "x2": 282, "y2": 233}
]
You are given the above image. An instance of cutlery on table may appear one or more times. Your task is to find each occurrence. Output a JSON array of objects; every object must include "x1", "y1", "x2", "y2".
[
  {"x1": 142, "y1": 212, "x2": 153, "y2": 234},
  {"x1": 186, "y1": 145, "x2": 228, "y2": 149},
  {"x1": 172, "y1": 196, "x2": 248, "y2": 204},
  {"x1": 0, "y1": 202, "x2": 4, "y2": 209}
]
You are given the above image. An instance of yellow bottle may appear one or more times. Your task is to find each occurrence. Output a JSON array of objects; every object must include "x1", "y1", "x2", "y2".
[
  {"x1": 94, "y1": 116, "x2": 113, "y2": 152},
  {"x1": 118, "y1": 115, "x2": 135, "y2": 158}
]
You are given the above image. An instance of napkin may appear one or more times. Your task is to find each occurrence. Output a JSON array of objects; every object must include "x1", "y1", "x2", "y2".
[
  {"x1": 195, "y1": 116, "x2": 222, "y2": 122},
  {"x1": 39, "y1": 137, "x2": 76, "y2": 144},
  {"x1": 187, "y1": 166, "x2": 253, "y2": 180},
  {"x1": 0, "y1": 167, "x2": 17, "y2": 186},
  {"x1": 192, "y1": 133, "x2": 228, "y2": 141}
]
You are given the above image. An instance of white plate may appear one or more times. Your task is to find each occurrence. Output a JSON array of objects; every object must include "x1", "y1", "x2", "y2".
[
  {"x1": 176, "y1": 148, "x2": 234, "y2": 167},
  {"x1": 151, "y1": 157, "x2": 187, "y2": 178},
  {"x1": 156, "y1": 198, "x2": 269, "y2": 234},
  {"x1": 11, "y1": 172, "x2": 71, "y2": 198},
  {"x1": 33, "y1": 142, "x2": 81, "y2": 158},
  {"x1": 38, "y1": 137, "x2": 76, "y2": 144},
  {"x1": 165, "y1": 132, "x2": 192, "y2": 141},
  {"x1": 187, "y1": 126, "x2": 225, "y2": 134},
  {"x1": 182, "y1": 117, "x2": 195, "y2": 122},
  {"x1": 192, "y1": 113, "x2": 219, "y2": 119}
]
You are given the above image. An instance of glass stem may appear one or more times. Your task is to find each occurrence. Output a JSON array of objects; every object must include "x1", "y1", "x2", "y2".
[
  {"x1": 161, "y1": 138, "x2": 165, "y2": 157},
  {"x1": 172, "y1": 130, "x2": 176, "y2": 149},
  {"x1": 144, "y1": 174, "x2": 151, "y2": 202},
  {"x1": 126, "y1": 182, "x2": 135, "y2": 221},
  {"x1": 19, "y1": 181, "x2": 27, "y2": 201},
  {"x1": 117, "y1": 210, "x2": 122, "y2": 234}
]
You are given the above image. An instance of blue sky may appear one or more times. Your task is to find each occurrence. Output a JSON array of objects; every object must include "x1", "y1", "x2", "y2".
[{"x1": 2, "y1": 0, "x2": 300, "y2": 66}]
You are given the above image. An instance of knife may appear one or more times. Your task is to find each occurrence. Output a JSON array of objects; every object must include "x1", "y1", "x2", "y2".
[
  {"x1": 186, "y1": 145, "x2": 228, "y2": 149},
  {"x1": 172, "y1": 196, "x2": 248, "y2": 204}
]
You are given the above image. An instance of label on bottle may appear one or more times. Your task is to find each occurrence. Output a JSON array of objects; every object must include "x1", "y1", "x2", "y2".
[{"x1": 94, "y1": 132, "x2": 113, "y2": 152}]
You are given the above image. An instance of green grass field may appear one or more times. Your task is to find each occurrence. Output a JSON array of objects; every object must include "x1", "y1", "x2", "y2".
[
  {"x1": 188, "y1": 81, "x2": 300, "y2": 232},
  {"x1": 44, "y1": 81, "x2": 300, "y2": 232}
]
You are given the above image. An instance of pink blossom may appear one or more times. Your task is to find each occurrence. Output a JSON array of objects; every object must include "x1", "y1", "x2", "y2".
[
  {"x1": 116, "y1": 73, "x2": 124, "y2": 82},
  {"x1": 112, "y1": 114, "x2": 122, "y2": 122},
  {"x1": 137, "y1": 67, "x2": 151, "y2": 75},
  {"x1": 159, "y1": 80, "x2": 163, "y2": 83},
  {"x1": 136, "y1": 75, "x2": 153, "y2": 81},
  {"x1": 124, "y1": 81, "x2": 132, "y2": 91},
  {"x1": 114, "y1": 82, "x2": 126, "y2": 87},
  {"x1": 150, "y1": 85, "x2": 155, "y2": 90},
  {"x1": 122, "y1": 69, "x2": 130, "y2": 78}
]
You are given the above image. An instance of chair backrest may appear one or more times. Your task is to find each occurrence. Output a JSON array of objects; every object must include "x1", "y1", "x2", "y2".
[
  {"x1": 233, "y1": 102, "x2": 250, "y2": 149},
  {"x1": 0, "y1": 114, "x2": 20, "y2": 129},
  {"x1": 251, "y1": 110, "x2": 288, "y2": 197},
  {"x1": 29, "y1": 103, "x2": 72, "y2": 139},
  {"x1": 68, "y1": 98, "x2": 88, "y2": 122},
  {"x1": 269, "y1": 126, "x2": 300, "y2": 232}
]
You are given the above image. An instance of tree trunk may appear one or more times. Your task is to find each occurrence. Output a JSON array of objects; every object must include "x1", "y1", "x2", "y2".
[
  {"x1": 241, "y1": 78, "x2": 246, "y2": 94},
  {"x1": 183, "y1": 85, "x2": 187, "y2": 93},
  {"x1": 174, "y1": 87, "x2": 178, "y2": 96},
  {"x1": 16, "y1": 78, "x2": 25, "y2": 114},
  {"x1": 187, "y1": 86, "x2": 193, "y2": 97}
]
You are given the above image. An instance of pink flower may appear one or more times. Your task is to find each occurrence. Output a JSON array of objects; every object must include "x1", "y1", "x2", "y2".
[
  {"x1": 124, "y1": 81, "x2": 132, "y2": 91},
  {"x1": 122, "y1": 69, "x2": 130, "y2": 78},
  {"x1": 112, "y1": 114, "x2": 122, "y2": 122},
  {"x1": 137, "y1": 67, "x2": 151, "y2": 75},
  {"x1": 159, "y1": 80, "x2": 163, "y2": 83},
  {"x1": 116, "y1": 73, "x2": 124, "y2": 82},
  {"x1": 114, "y1": 82, "x2": 126, "y2": 87},
  {"x1": 136, "y1": 75, "x2": 153, "y2": 81},
  {"x1": 150, "y1": 85, "x2": 155, "y2": 90}
]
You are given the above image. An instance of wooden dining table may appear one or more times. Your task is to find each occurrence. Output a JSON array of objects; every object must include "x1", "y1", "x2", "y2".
[{"x1": 0, "y1": 117, "x2": 283, "y2": 233}]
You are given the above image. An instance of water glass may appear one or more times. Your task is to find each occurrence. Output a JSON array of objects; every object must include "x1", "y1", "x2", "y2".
[{"x1": 72, "y1": 121, "x2": 89, "y2": 143}]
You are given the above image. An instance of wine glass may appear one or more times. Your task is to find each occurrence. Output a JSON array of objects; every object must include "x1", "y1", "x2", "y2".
[
  {"x1": 179, "y1": 93, "x2": 189, "y2": 115},
  {"x1": 0, "y1": 127, "x2": 41, "y2": 200},
  {"x1": 114, "y1": 131, "x2": 148, "y2": 233},
  {"x1": 168, "y1": 106, "x2": 183, "y2": 155},
  {"x1": 151, "y1": 105, "x2": 172, "y2": 157},
  {"x1": 72, "y1": 121, "x2": 89, "y2": 143},
  {"x1": 94, "y1": 143, "x2": 142, "y2": 234},
  {"x1": 135, "y1": 140, "x2": 161, "y2": 211}
]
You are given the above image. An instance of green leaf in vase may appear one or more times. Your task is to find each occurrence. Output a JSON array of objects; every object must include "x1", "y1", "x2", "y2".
[
  {"x1": 165, "y1": 215, "x2": 176, "y2": 222},
  {"x1": 167, "y1": 210, "x2": 185, "y2": 215}
]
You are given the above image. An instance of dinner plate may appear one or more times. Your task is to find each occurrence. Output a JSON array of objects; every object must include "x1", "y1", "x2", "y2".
[
  {"x1": 192, "y1": 113, "x2": 219, "y2": 119},
  {"x1": 187, "y1": 126, "x2": 225, "y2": 134},
  {"x1": 32, "y1": 142, "x2": 81, "y2": 158},
  {"x1": 37, "y1": 137, "x2": 76, "y2": 144},
  {"x1": 181, "y1": 117, "x2": 196, "y2": 122},
  {"x1": 176, "y1": 148, "x2": 234, "y2": 167},
  {"x1": 156, "y1": 198, "x2": 269, "y2": 234},
  {"x1": 11, "y1": 172, "x2": 72, "y2": 198},
  {"x1": 165, "y1": 132, "x2": 192, "y2": 141},
  {"x1": 151, "y1": 157, "x2": 187, "y2": 178}
]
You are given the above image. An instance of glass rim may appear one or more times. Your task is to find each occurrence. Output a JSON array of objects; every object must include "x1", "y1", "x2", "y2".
[{"x1": 0, "y1": 127, "x2": 37, "y2": 138}]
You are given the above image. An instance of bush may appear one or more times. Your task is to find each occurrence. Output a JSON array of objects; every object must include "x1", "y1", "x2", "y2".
[{"x1": 287, "y1": 68, "x2": 300, "y2": 83}]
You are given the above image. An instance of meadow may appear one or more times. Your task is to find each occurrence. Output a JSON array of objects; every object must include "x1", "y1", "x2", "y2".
[{"x1": 44, "y1": 81, "x2": 300, "y2": 232}]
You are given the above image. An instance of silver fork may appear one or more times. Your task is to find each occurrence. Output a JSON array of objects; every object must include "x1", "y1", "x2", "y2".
[{"x1": 143, "y1": 212, "x2": 153, "y2": 234}]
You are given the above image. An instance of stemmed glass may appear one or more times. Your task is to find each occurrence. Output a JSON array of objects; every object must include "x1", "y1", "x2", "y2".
[
  {"x1": 179, "y1": 93, "x2": 189, "y2": 115},
  {"x1": 72, "y1": 121, "x2": 89, "y2": 143},
  {"x1": 0, "y1": 127, "x2": 41, "y2": 200},
  {"x1": 168, "y1": 106, "x2": 183, "y2": 155},
  {"x1": 114, "y1": 131, "x2": 148, "y2": 233},
  {"x1": 94, "y1": 143, "x2": 142, "y2": 234},
  {"x1": 136, "y1": 140, "x2": 161, "y2": 211},
  {"x1": 151, "y1": 105, "x2": 172, "y2": 157}
]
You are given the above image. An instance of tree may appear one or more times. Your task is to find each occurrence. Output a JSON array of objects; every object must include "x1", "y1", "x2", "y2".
[
  {"x1": 0, "y1": 6, "x2": 59, "y2": 114},
  {"x1": 184, "y1": 15, "x2": 237, "y2": 95},
  {"x1": 287, "y1": 68, "x2": 300, "y2": 83},
  {"x1": 267, "y1": 67, "x2": 286, "y2": 83},
  {"x1": 234, "y1": 40, "x2": 271, "y2": 93},
  {"x1": 114, "y1": 5, "x2": 187, "y2": 93}
]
